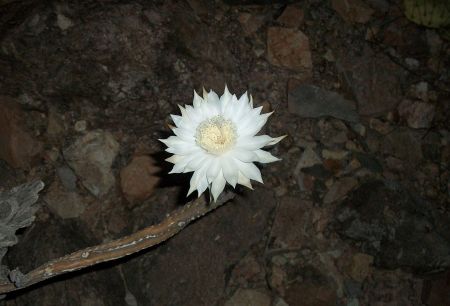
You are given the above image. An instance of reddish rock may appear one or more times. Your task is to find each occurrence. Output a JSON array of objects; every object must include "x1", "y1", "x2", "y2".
[
  {"x1": 337, "y1": 46, "x2": 405, "y2": 116},
  {"x1": 422, "y1": 272, "x2": 450, "y2": 306},
  {"x1": 323, "y1": 177, "x2": 358, "y2": 204},
  {"x1": 0, "y1": 96, "x2": 43, "y2": 168},
  {"x1": 323, "y1": 159, "x2": 342, "y2": 174},
  {"x1": 285, "y1": 282, "x2": 337, "y2": 306},
  {"x1": 120, "y1": 155, "x2": 160, "y2": 203},
  {"x1": 267, "y1": 27, "x2": 312, "y2": 73},
  {"x1": 347, "y1": 253, "x2": 374, "y2": 282},
  {"x1": 270, "y1": 197, "x2": 313, "y2": 249},
  {"x1": 238, "y1": 13, "x2": 266, "y2": 36},
  {"x1": 332, "y1": 0, "x2": 374, "y2": 24},
  {"x1": 44, "y1": 181, "x2": 86, "y2": 219},
  {"x1": 277, "y1": 5, "x2": 304, "y2": 28}
]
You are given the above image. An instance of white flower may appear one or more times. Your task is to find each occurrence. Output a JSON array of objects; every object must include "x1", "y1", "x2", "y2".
[{"x1": 160, "y1": 86, "x2": 285, "y2": 201}]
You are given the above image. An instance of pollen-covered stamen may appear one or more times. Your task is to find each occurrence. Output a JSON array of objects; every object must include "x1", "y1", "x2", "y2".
[{"x1": 196, "y1": 116, "x2": 237, "y2": 155}]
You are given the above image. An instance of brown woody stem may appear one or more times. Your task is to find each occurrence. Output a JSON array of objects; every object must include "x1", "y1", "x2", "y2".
[{"x1": 0, "y1": 193, "x2": 234, "y2": 295}]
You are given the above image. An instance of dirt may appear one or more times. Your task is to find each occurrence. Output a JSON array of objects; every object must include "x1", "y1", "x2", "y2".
[{"x1": 0, "y1": 0, "x2": 449, "y2": 305}]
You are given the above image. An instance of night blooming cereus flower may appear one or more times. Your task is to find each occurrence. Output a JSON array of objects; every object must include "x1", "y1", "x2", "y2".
[{"x1": 160, "y1": 86, "x2": 285, "y2": 201}]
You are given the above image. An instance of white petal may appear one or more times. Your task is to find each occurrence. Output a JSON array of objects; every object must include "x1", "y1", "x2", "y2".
[
  {"x1": 236, "y1": 135, "x2": 286, "y2": 150},
  {"x1": 229, "y1": 148, "x2": 258, "y2": 162},
  {"x1": 234, "y1": 95, "x2": 251, "y2": 122},
  {"x1": 267, "y1": 135, "x2": 286, "y2": 145},
  {"x1": 172, "y1": 127, "x2": 194, "y2": 142},
  {"x1": 206, "y1": 158, "x2": 221, "y2": 183},
  {"x1": 220, "y1": 85, "x2": 232, "y2": 113},
  {"x1": 221, "y1": 157, "x2": 238, "y2": 187},
  {"x1": 185, "y1": 105, "x2": 202, "y2": 124},
  {"x1": 211, "y1": 170, "x2": 226, "y2": 201},
  {"x1": 237, "y1": 171, "x2": 253, "y2": 189},
  {"x1": 208, "y1": 90, "x2": 221, "y2": 114},
  {"x1": 165, "y1": 154, "x2": 184, "y2": 164},
  {"x1": 245, "y1": 112, "x2": 273, "y2": 136},
  {"x1": 233, "y1": 159, "x2": 263, "y2": 183},
  {"x1": 235, "y1": 106, "x2": 262, "y2": 132},
  {"x1": 171, "y1": 114, "x2": 183, "y2": 127},
  {"x1": 187, "y1": 162, "x2": 210, "y2": 196},
  {"x1": 238, "y1": 91, "x2": 249, "y2": 106},
  {"x1": 184, "y1": 152, "x2": 209, "y2": 172},
  {"x1": 166, "y1": 143, "x2": 201, "y2": 155},
  {"x1": 193, "y1": 90, "x2": 204, "y2": 108},
  {"x1": 235, "y1": 135, "x2": 273, "y2": 150},
  {"x1": 254, "y1": 149, "x2": 280, "y2": 163},
  {"x1": 197, "y1": 176, "x2": 209, "y2": 197}
]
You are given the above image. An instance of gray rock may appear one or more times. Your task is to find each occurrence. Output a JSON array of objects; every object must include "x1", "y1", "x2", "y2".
[
  {"x1": 56, "y1": 165, "x2": 77, "y2": 191},
  {"x1": 335, "y1": 180, "x2": 450, "y2": 273},
  {"x1": 381, "y1": 128, "x2": 424, "y2": 165},
  {"x1": 288, "y1": 84, "x2": 359, "y2": 122},
  {"x1": 225, "y1": 289, "x2": 271, "y2": 306},
  {"x1": 296, "y1": 147, "x2": 321, "y2": 171},
  {"x1": 63, "y1": 130, "x2": 119, "y2": 197}
]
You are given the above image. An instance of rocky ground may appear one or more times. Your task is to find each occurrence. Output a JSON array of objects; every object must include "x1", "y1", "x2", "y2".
[{"x1": 0, "y1": 0, "x2": 449, "y2": 305}]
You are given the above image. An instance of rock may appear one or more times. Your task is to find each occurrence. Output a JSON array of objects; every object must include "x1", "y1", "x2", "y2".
[
  {"x1": 120, "y1": 155, "x2": 160, "y2": 203},
  {"x1": 398, "y1": 100, "x2": 435, "y2": 129},
  {"x1": 74, "y1": 120, "x2": 87, "y2": 132},
  {"x1": 353, "y1": 152, "x2": 382, "y2": 173},
  {"x1": 405, "y1": 57, "x2": 420, "y2": 69},
  {"x1": 273, "y1": 297, "x2": 289, "y2": 306},
  {"x1": 46, "y1": 107, "x2": 65, "y2": 138},
  {"x1": 229, "y1": 254, "x2": 264, "y2": 286},
  {"x1": 323, "y1": 159, "x2": 343, "y2": 174},
  {"x1": 335, "y1": 180, "x2": 450, "y2": 273},
  {"x1": 277, "y1": 5, "x2": 304, "y2": 28},
  {"x1": 267, "y1": 27, "x2": 312, "y2": 73},
  {"x1": 238, "y1": 13, "x2": 266, "y2": 36},
  {"x1": 413, "y1": 81, "x2": 428, "y2": 101},
  {"x1": 332, "y1": 0, "x2": 374, "y2": 24},
  {"x1": 56, "y1": 13, "x2": 73, "y2": 31},
  {"x1": 56, "y1": 165, "x2": 77, "y2": 191},
  {"x1": 337, "y1": 46, "x2": 405, "y2": 116},
  {"x1": 323, "y1": 177, "x2": 358, "y2": 204},
  {"x1": 288, "y1": 84, "x2": 359, "y2": 122},
  {"x1": 225, "y1": 289, "x2": 271, "y2": 306},
  {"x1": 351, "y1": 123, "x2": 366, "y2": 137},
  {"x1": 44, "y1": 182, "x2": 85, "y2": 219},
  {"x1": 270, "y1": 197, "x2": 313, "y2": 249},
  {"x1": 0, "y1": 96, "x2": 43, "y2": 168},
  {"x1": 369, "y1": 118, "x2": 393, "y2": 135},
  {"x1": 63, "y1": 130, "x2": 119, "y2": 198},
  {"x1": 284, "y1": 281, "x2": 338, "y2": 306},
  {"x1": 421, "y1": 272, "x2": 450, "y2": 306},
  {"x1": 296, "y1": 147, "x2": 321, "y2": 170},
  {"x1": 316, "y1": 119, "x2": 348, "y2": 146},
  {"x1": 348, "y1": 253, "x2": 374, "y2": 282},
  {"x1": 322, "y1": 149, "x2": 349, "y2": 160},
  {"x1": 381, "y1": 128, "x2": 423, "y2": 165},
  {"x1": 270, "y1": 265, "x2": 287, "y2": 295}
]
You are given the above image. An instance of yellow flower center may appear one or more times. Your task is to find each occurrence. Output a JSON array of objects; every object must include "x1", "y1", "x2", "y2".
[{"x1": 196, "y1": 116, "x2": 237, "y2": 155}]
